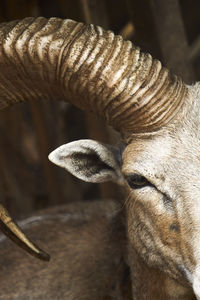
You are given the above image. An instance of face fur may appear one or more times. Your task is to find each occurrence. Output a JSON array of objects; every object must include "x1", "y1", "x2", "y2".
[{"x1": 122, "y1": 86, "x2": 200, "y2": 288}]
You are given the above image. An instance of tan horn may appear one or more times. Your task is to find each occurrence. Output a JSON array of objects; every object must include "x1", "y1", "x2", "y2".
[
  {"x1": 0, "y1": 17, "x2": 187, "y2": 135},
  {"x1": 0, "y1": 203, "x2": 50, "y2": 261}
]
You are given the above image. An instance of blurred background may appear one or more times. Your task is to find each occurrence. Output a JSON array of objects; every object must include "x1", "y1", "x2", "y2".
[{"x1": 0, "y1": 0, "x2": 199, "y2": 219}]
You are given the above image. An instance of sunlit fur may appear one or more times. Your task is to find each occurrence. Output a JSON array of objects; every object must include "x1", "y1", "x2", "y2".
[{"x1": 121, "y1": 83, "x2": 200, "y2": 298}]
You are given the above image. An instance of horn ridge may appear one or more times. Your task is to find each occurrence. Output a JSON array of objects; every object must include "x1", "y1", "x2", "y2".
[
  {"x1": 64, "y1": 24, "x2": 101, "y2": 109},
  {"x1": 100, "y1": 42, "x2": 140, "y2": 116},
  {"x1": 0, "y1": 17, "x2": 187, "y2": 133},
  {"x1": 106, "y1": 52, "x2": 154, "y2": 120},
  {"x1": 124, "y1": 66, "x2": 169, "y2": 124},
  {"x1": 132, "y1": 75, "x2": 186, "y2": 131},
  {"x1": 152, "y1": 78, "x2": 187, "y2": 127}
]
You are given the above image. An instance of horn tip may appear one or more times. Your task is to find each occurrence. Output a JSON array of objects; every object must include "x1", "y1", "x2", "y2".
[{"x1": 36, "y1": 249, "x2": 51, "y2": 262}]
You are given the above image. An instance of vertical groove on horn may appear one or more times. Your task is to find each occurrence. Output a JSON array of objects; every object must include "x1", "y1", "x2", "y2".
[
  {"x1": 0, "y1": 17, "x2": 187, "y2": 133},
  {"x1": 114, "y1": 64, "x2": 169, "y2": 128}
]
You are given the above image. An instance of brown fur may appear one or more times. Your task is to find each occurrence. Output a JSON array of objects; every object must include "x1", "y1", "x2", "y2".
[
  {"x1": 128, "y1": 247, "x2": 195, "y2": 300},
  {"x1": 0, "y1": 200, "x2": 131, "y2": 300}
]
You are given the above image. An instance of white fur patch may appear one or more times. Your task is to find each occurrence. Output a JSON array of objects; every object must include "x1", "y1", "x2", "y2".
[
  {"x1": 193, "y1": 278, "x2": 200, "y2": 299},
  {"x1": 192, "y1": 266, "x2": 200, "y2": 299}
]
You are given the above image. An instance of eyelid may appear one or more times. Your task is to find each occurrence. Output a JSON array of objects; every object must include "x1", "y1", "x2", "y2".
[{"x1": 124, "y1": 173, "x2": 153, "y2": 189}]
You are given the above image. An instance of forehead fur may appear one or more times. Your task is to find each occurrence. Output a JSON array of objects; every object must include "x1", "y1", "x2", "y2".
[{"x1": 122, "y1": 83, "x2": 200, "y2": 194}]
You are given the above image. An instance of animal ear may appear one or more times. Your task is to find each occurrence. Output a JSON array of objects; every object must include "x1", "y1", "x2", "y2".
[{"x1": 48, "y1": 139, "x2": 123, "y2": 184}]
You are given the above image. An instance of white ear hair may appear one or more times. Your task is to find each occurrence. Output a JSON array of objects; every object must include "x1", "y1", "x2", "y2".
[{"x1": 48, "y1": 139, "x2": 123, "y2": 184}]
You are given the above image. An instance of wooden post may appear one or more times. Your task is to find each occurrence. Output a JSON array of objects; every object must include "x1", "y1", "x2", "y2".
[
  {"x1": 149, "y1": 0, "x2": 195, "y2": 83},
  {"x1": 127, "y1": 0, "x2": 195, "y2": 83}
]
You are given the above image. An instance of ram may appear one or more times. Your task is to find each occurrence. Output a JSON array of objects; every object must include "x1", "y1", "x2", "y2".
[{"x1": 0, "y1": 17, "x2": 199, "y2": 299}]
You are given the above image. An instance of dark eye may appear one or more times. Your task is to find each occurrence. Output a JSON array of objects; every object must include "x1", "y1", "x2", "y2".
[{"x1": 125, "y1": 173, "x2": 151, "y2": 189}]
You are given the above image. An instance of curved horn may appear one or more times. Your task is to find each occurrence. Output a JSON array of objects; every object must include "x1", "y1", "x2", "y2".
[
  {"x1": 0, "y1": 17, "x2": 187, "y2": 257},
  {"x1": 0, "y1": 203, "x2": 50, "y2": 261},
  {"x1": 0, "y1": 17, "x2": 187, "y2": 135}
]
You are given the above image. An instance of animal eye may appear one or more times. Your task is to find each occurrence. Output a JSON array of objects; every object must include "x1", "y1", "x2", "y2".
[{"x1": 125, "y1": 173, "x2": 151, "y2": 189}]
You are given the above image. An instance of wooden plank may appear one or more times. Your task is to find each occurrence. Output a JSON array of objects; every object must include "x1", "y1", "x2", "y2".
[
  {"x1": 127, "y1": 0, "x2": 195, "y2": 82},
  {"x1": 149, "y1": 0, "x2": 195, "y2": 83}
]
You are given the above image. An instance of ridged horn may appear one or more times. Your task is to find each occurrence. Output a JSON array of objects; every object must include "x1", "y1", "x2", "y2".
[
  {"x1": 0, "y1": 17, "x2": 187, "y2": 135},
  {"x1": 0, "y1": 203, "x2": 50, "y2": 261}
]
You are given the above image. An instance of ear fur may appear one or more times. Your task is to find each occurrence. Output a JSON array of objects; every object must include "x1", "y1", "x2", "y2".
[{"x1": 48, "y1": 139, "x2": 123, "y2": 184}]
